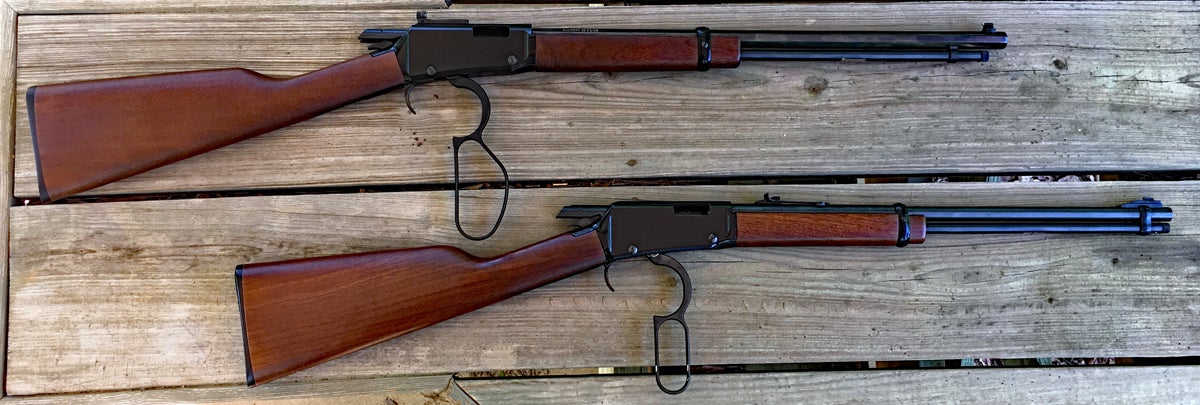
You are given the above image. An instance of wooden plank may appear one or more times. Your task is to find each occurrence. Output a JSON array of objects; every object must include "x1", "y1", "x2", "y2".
[
  {"x1": 12, "y1": 3, "x2": 1200, "y2": 199},
  {"x1": 6, "y1": 0, "x2": 446, "y2": 14},
  {"x1": 1, "y1": 1, "x2": 18, "y2": 398},
  {"x1": 7, "y1": 182, "x2": 1198, "y2": 395},
  {"x1": 0, "y1": 374, "x2": 457, "y2": 404},
  {"x1": 456, "y1": 366, "x2": 1200, "y2": 404}
]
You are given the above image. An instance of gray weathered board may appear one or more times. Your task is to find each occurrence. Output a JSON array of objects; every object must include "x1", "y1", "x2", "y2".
[
  {"x1": 1, "y1": 1, "x2": 17, "y2": 398},
  {"x1": 0, "y1": 374, "x2": 464, "y2": 404},
  {"x1": 7, "y1": 183, "x2": 1199, "y2": 396},
  {"x1": 456, "y1": 367, "x2": 1200, "y2": 404},
  {"x1": 10, "y1": 2, "x2": 1200, "y2": 199},
  {"x1": 6, "y1": 0, "x2": 447, "y2": 13},
  {"x1": 4, "y1": 366, "x2": 1199, "y2": 404},
  {"x1": 3, "y1": 1, "x2": 1199, "y2": 403}
]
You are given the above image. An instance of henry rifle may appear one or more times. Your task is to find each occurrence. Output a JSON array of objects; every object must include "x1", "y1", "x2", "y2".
[
  {"x1": 27, "y1": 13, "x2": 1006, "y2": 240},
  {"x1": 235, "y1": 195, "x2": 1170, "y2": 393}
]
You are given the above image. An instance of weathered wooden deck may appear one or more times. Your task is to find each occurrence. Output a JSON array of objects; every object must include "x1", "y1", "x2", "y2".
[{"x1": 1, "y1": 1, "x2": 1197, "y2": 403}]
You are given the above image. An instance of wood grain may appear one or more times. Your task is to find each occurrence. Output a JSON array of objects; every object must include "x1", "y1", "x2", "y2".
[
  {"x1": 1, "y1": 1, "x2": 17, "y2": 398},
  {"x1": 535, "y1": 32, "x2": 739, "y2": 72},
  {"x1": 0, "y1": 374, "x2": 457, "y2": 404},
  {"x1": 11, "y1": 3, "x2": 1200, "y2": 199},
  {"x1": 239, "y1": 230, "x2": 606, "y2": 385},
  {"x1": 6, "y1": 0, "x2": 446, "y2": 13},
  {"x1": 735, "y1": 212, "x2": 927, "y2": 247},
  {"x1": 7, "y1": 182, "x2": 1198, "y2": 395},
  {"x1": 6, "y1": 4, "x2": 1200, "y2": 401},
  {"x1": 30, "y1": 51, "x2": 406, "y2": 201},
  {"x1": 457, "y1": 366, "x2": 1200, "y2": 404}
]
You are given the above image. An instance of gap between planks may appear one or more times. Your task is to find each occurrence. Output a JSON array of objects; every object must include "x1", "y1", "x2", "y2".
[{"x1": 3, "y1": 0, "x2": 20, "y2": 398}]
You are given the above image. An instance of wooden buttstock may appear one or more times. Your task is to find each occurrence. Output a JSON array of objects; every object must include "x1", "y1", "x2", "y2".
[
  {"x1": 235, "y1": 230, "x2": 606, "y2": 386},
  {"x1": 735, "y1": 212, "x2": 927, "y2": 247},
  {"x1": 28, "y1": 50, "x2": 406, "y2": 201},
  {"x1": 535, "y1": 32, "x2": 741, "y2": 72}
]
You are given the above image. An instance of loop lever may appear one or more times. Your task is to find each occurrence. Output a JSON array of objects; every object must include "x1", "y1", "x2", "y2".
[
  {"x1": 647, "y1": 254, "x2": 693, "y2": 394},
  {"x1": 448, "y1": 76, "x2": 510, "y2": 241}
]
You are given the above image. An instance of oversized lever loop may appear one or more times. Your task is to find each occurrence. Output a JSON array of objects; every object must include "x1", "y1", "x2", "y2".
[
  {"x1": 599, "y1": 254, "x2": 694, "y2": 393},
  {"x1": 447, "y1": 76, "x2": 510, "y2": 241},
  {"x1": 646, "y1": 253, "x2": 693, "y2": 394}
]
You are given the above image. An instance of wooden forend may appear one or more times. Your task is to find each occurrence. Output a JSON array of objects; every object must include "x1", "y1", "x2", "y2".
[
  {"x1": 735, "y1": 212, "x2": 927, "y2": 247},
  {"x1": 535, "y1": 32, "x2": 740, "y2": 72}
]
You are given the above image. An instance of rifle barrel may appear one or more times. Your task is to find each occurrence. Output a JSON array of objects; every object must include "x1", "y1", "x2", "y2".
[
  {"x1": 739, "y1": 50, "x2": 990, "y2": 62},
  {"x1": 559, "y1": 198, "x2": 1172, "y2": 236},
  {"x1": 912, "y1": 206, "x2": 1173, "y2": 221},
  {"x1": 735, "y1": 30, "x2": 1007, "y2": 62},
  {"x1": 363, "y1": 26, "x2": 1008, "y2": 63},
  {"x1": 924, "y1": 223, "x2": 1170, "y2": 234}
]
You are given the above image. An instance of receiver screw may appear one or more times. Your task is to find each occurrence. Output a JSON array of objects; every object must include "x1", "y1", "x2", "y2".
[
  {"x1": 507, "y1": 55, "x2": 519, "y2": 65},
  {"x1": 426, "y1": 65, "x2": 438, "y2": 76},
  {"x1": 708, "y1": 233, "x2": 719, "y2": 245},
  {"x1": 628, "y1": 245, "x2": 639, "y2": 255}
]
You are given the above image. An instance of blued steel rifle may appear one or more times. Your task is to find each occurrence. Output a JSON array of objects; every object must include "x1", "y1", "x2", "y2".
[
  {"x1": 27, "y1": 13, "x2": 1005, "y2": 239},
  {"x1": 235, "y1": 195, "x2": 1170, "y2": 393}
]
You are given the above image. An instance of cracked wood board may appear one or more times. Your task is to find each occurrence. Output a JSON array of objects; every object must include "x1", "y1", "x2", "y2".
[
  {"x1": 456, "y1": 366, "x2": 1200, "y2": 404},
  {"x1": 11, "y1": 3, "x2": 1200, "y2": 199},
  {"x1": 0, "y1": 0, "x2": 15, "y2": 398},
  {"x1": 0, "y1": 374, "x2": 459, "y2": 404},
  {"x1": 5, "y1": 0, "x2": 446, "y2": 13},
  {"x1": 7, "y1": 182, "x2": 1198, "y2": 395}
]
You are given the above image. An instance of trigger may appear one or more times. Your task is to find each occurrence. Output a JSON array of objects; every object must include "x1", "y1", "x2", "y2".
[
  {"x1": 602, "y1": 263, "x2": 616, "y2": 292},
  {"x1": 403, "y1": 83, "x2": 418, "y2": 115}
]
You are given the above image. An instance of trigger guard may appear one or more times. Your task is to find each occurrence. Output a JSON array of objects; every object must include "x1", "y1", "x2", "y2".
[
  {"x1": 447, "y1": 76, "x2": 491, "y2": 142},
  {"x1": 647, "y1": 254, "x2": 692, "y2": 318}
]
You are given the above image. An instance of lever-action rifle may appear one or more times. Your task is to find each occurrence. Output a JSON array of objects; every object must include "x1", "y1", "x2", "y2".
[
  {"x1": 235, "y1": 195, "x2": 1171, "y2": 394},
  {"x1": 27, "y1": 13, "x2": 1006, "y2": 239}
]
